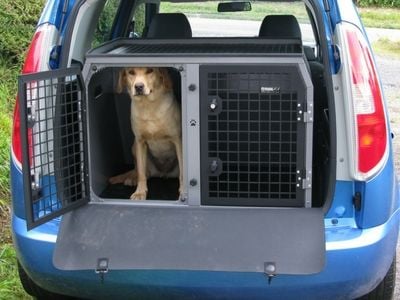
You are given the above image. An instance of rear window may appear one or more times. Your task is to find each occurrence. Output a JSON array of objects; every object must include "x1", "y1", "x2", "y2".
[{"x1": 158, "y1": 1, "x2": 315, "y2": 44}]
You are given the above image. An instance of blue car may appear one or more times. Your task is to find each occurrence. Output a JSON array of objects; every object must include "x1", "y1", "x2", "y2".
[{"x1": 11, "y1": 0, "x2": 399, "y2": 299}]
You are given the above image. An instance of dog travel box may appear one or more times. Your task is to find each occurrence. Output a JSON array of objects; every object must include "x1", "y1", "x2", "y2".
[
  {"x1": 19, "y1": 38, "x2": 325, "y2": 276},
  {"x1": 18, "y1": 38, "x2": 314, "y2": 230},
  {"x1": 83, "y1": 38, "x2": 314, "y2": 208}
]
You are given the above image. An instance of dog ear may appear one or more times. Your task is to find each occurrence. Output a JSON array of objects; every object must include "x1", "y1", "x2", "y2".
[
  {"x1": 159, "y1": 68, "x2": 173, "y2": 91},
  {"x1": 116, "y1": 69, "x2": 126, "y2": 93}
]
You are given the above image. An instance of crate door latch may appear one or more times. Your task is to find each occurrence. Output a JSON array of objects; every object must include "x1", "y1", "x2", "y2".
[{"x1": 95, "y1": 258, "x2": 109, "y2": 284}]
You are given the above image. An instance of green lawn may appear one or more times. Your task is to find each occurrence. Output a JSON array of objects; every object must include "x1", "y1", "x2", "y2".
[
  {"x1": 373, "y1": 38, "x2": 400, "y2": 57},
  {"x1": 360, "y1": 7, "x2": 400, "y2": 29},
  {"x1": 0, "y1": 244, "x2": 31, "y2": 299}
]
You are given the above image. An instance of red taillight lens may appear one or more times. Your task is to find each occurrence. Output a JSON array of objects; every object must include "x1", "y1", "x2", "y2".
[
  {"x1": 12, "y1": 101, "x2": 23, "y2": 165},
  {"x1": 344, "y1": 24, "x2": 388, "y2": 178},
  {"x1": 12, "y1": 31, "x2": 43, "y2": 167}
]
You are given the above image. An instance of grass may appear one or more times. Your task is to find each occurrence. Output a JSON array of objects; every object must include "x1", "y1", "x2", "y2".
[
  {"x1": 359, "y1": 7, "x2": 400, "y2": 29},
  {"x1": 372, "y1": 37, "x2": 400, "y2": 57},
  {"x1": 0, "y1": 244, "x2": 31, "y2": 299}
]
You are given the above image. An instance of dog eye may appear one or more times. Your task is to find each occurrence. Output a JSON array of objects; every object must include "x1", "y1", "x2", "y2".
[
  {"x1": 128, "y1": 70, "x2": 136, "y2": 75},
  {"x1": 146, "y1": 68, "x2": 154, "y2": 74}
]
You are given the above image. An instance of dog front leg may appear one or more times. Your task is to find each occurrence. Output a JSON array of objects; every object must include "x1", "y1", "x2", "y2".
[
  {"x1": 131, "y1": 139, "x2": 148, "y2": 200},
  {"x1": 173, "y1": 138, "x2": 184, "y2": 200}
]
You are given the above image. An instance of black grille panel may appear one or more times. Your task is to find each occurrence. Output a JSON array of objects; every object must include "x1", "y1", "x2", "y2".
[
  {"x1": 109, "y1": 43, "x2": 302, "y2": 56},
  {"x1": 89, "y1": 39, "x2": 303, "y2": 57},
  {"x1": 200, "y1": 65, "x2": 306, "y2": 207}
]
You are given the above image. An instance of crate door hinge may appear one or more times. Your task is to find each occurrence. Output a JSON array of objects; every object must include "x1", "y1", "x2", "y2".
[
  {"x1": 297, "y1": 169, "x2": 312, "y2": 190},
  {"x1": 264, "y1": 262, "x2": 277, "y2": 285},
  {"x1": 297, "y1": 102, "x2": 313, "y2": 123}
]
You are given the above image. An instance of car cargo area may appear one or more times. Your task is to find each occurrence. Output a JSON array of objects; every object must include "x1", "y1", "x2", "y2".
[{"x1": 83, "y1": 38, "x2": 324, "y2": 207}]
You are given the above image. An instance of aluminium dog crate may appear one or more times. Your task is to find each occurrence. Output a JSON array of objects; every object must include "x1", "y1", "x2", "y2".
[
  {"x1": 83, "y1": 38, "x2": 314, "y2": 207},
  {"x1": 19, "y1": 38, "x2": 313, "y2": 227}
]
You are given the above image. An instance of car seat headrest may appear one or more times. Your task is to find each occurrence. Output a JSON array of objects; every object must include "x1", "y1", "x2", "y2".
[
  {"x1": 147, "y1": 13, "x2": 192, "y2": 39},
  {"x1": 259, "y1": 15, "x2": 302, "y2": 40}
]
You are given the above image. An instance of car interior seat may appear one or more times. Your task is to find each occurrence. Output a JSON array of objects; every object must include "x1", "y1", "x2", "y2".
[{"x1": 146, "y1": 13, "x2": 192, "y2": 39}]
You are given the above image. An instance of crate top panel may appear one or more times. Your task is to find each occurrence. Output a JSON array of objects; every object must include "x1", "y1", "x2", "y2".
[{"x1": 87, "y1": 38, "x2": 303, "y2": 57}]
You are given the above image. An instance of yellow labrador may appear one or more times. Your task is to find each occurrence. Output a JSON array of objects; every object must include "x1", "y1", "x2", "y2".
[{"x1": 109, "y1": 67, "x2": 183, "y2": 200}]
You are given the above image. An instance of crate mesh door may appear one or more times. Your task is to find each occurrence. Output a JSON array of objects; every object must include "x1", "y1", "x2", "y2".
[
  {"x1": 200, "y1": 65, "x2": 308, "y2": 207},
  {"x1": 18, "y1": 68, "x2": 89, "y2": 229}
]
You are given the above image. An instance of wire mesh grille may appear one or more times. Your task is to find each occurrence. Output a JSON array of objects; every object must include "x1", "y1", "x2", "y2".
[
  {"x1": 19, "y1": 68, "x2": 88, "y2": 228},
  {"x1": 201, "y1": 66, "x2": 304, "y2": 207}
]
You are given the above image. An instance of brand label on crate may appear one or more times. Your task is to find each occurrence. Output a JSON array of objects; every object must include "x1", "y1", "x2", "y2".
[{"x1": 260, "y1": 86, "x2": 281, "y2": 94}]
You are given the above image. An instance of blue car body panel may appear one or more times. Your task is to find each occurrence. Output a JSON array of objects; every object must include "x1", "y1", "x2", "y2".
[
  {"x1": 11, "y1": 160, "x2": 26, "y2": 220},
  {"x1": 325, "y1": 180, "x2": 355, "y2": 219},
  {"x1": 11, "y1": 0, "x2": 400, "y2": 298},
  {"x1": 356, "y1": 153, "x2": 400, "y2": 228},
  {"x1": 38, "y1": 0, "x2": 76, "y2": 30}
]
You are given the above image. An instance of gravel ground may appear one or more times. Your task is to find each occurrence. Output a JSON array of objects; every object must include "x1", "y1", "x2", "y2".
[{"x1": 375, "y1": 54, "x2": 400, "y2": 298}]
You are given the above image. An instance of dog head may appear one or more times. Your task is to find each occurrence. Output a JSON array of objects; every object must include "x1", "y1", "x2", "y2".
[{"x1": 117, "y1": 67, "x2": 173, "y2": 99}]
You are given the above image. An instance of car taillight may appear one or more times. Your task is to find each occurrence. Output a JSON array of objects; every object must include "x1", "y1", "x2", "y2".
[
  {"x1": 12, "y1": 31, "x2": 44, "y2": 168},
  {"x1": 344, "y1": 23, "x2": 388, "y2": 179}
]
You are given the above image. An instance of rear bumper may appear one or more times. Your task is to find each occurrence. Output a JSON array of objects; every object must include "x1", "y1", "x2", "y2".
[{"x1": 12, "y1": 208, "x2": 400, "y2": 300}]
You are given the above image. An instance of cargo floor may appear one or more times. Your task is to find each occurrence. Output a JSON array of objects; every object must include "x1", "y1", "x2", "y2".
[{"x1": 100, "y1": 178, "x2": 180, "y2": 200}]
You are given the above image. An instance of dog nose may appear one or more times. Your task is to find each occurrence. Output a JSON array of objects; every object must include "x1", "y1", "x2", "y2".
[{"x1": 135, "y1": 83, "x2": 144, "y2": 94}]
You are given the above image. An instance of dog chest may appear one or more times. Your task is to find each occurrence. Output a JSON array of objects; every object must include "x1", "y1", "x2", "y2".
[
  {"x1": 147, "y1": 139, "x2": 178, "y2": 169},
  {"x1": 131, "y1": 103, "x2": 180, "y2": 140},
  {"x1": 133, "y1": 117, "x2": 175, "y2": 140}
]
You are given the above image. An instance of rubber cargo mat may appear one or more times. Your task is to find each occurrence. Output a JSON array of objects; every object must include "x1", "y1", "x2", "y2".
[{"x1": 100, "y1": 178, "x2": 179, "y2": 200}]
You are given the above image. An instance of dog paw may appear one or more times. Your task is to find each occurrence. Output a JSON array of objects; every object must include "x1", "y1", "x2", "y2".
[
  {"x1": 178, "y1": 187, "x2": 186, "y2": 201},
  {"x1": 130, "y1": 190, "x2": 147, "y2": 200},
  {"x1": 178, "y1": 192, "x2": 186, "y2": 202}
]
